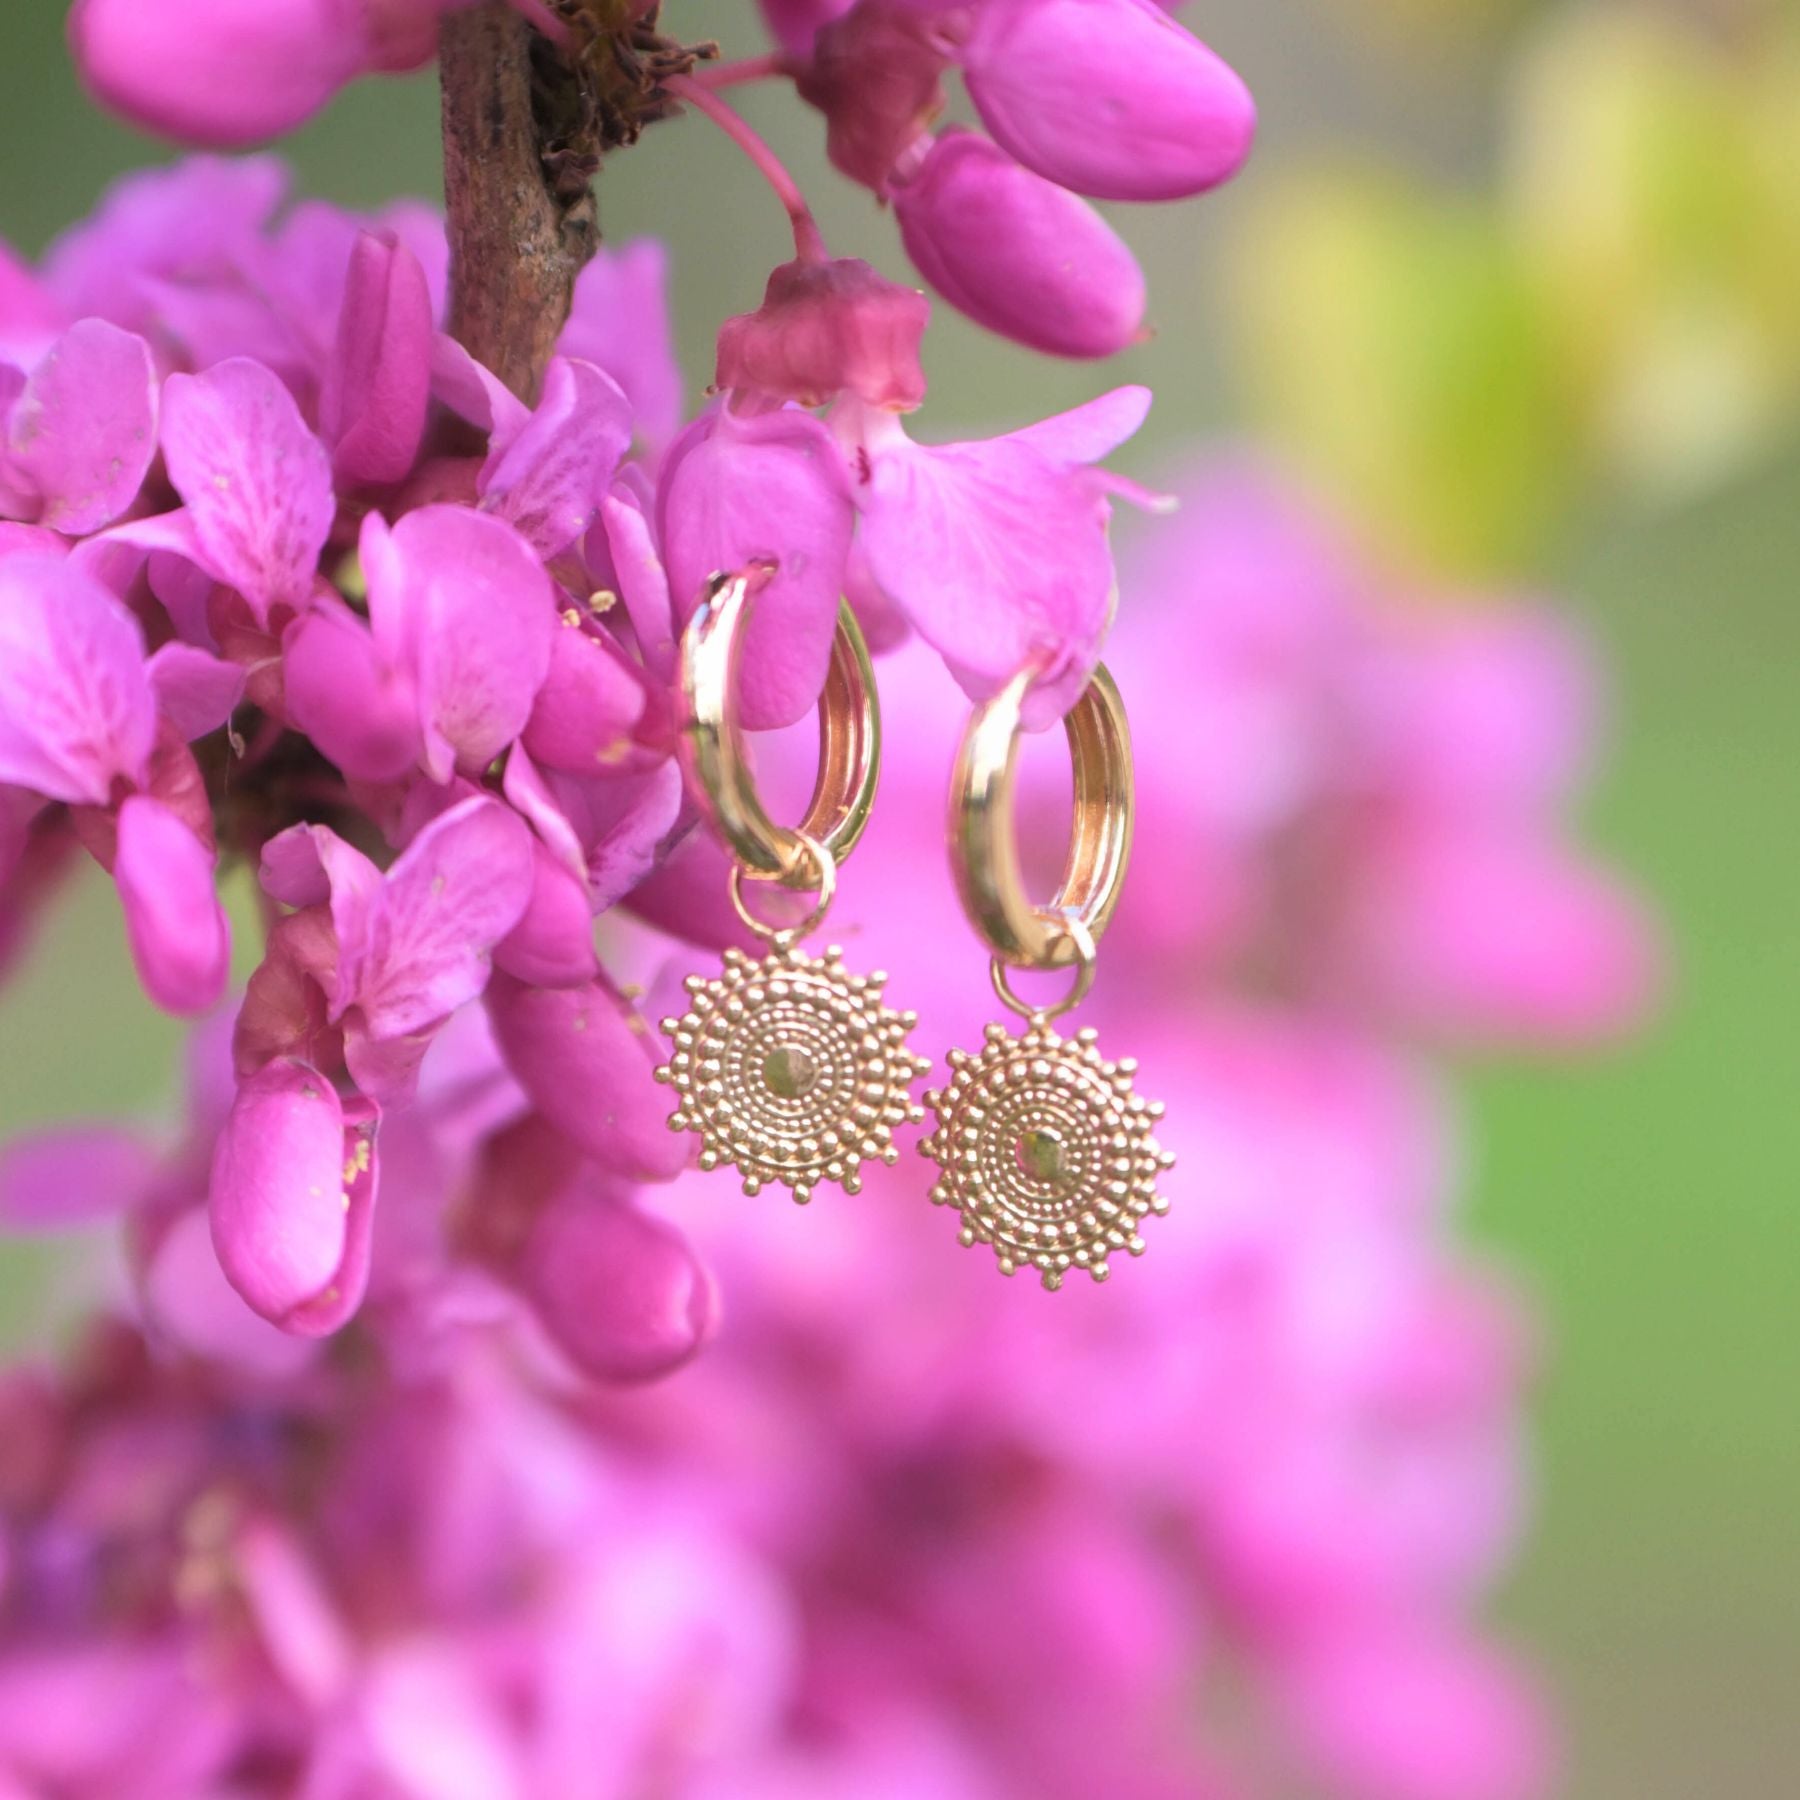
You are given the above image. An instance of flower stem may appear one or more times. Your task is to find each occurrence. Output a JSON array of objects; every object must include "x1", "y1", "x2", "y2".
[
  {"x1": 439, "y1": 2, "x2": 598, "y2": 403},
  {"x1": 664, "y1": 72, "x2": 826, "y2": 264},
  {"x1": 693, "y1": 53, "x2": 788, "y2": 91}
]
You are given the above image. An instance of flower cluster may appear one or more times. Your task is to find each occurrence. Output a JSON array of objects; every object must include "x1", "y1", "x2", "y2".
[{"x1": 0, "y1": 5, "x2": 1657, "y2": 1795}]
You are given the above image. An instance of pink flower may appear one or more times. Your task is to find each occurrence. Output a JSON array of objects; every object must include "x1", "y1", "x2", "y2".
[
  {"x1": 845, "y1": 386, "x2": 1157, "y2": 725},
  {"x1": 893, "y1": 129, "x2": 1148, "y2": 359},
  {"x1": 659, "y1": 404, "x2": 855, "y2": 730},
  {"x1": 318, "y1": 230, "x2": 434, "y2": 486},
  {"x1": 0, "y1": 320, "x2": 159, "y2": 535}
]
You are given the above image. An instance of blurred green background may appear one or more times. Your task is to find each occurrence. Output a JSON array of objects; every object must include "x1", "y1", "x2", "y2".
[{"x1": 1, "y1": 3, "x2": 1796, "y2": 1794}]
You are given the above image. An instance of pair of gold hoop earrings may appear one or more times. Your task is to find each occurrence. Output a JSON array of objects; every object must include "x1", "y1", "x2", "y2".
[{"x1": 655, "y1": 567, "x2": 1172, "y2": 1289}]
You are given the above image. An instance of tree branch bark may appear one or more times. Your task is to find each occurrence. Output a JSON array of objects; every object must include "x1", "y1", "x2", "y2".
[{"x1": 440, "y1": 3, "x2": 598, "y2": 404}]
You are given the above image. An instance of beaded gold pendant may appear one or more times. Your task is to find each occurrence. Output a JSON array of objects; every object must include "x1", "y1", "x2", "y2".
[
  {"x1": 920, "y1": 1012, "x2": 1172, "y2": 1290},
  {"x1": 659, "y1": 939, "x2": 930, "y2": 1206}
]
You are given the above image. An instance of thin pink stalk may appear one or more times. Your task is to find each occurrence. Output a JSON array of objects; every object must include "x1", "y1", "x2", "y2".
[
  {"x1": 664, "y1": 72, "x2": 826, "y2": 263},
  {"x1": 692, "y1": 53, "x2": 788, "y2": 91}
]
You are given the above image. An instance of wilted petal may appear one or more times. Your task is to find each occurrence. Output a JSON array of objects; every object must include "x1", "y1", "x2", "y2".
[
  {"x1": 146, "y1": 642, "x2": 244, "y2": 741},
  {"x1": 161, "y1": 358, "x2": 334, "y2": 626},
  {"x1": 354, "y1": 796, "x2": 535, "y2": 1039},
  {"x1": 114, "y1": 794, "x2": 230, "y2": 1016},
  {"x1": 2, "y1": 321, "x2": 158, "y2": 534},
  {"x1": 660, "y1": 405, "x2": 854, "y2": 730},
  {"x1": 281, "y1": 596, "x2": 422, "y2": 782},
  {"x1": 559, "y1": 241, "x2": 685, "y2": 450},
  {"x1": 320, "y1": 231, "x2": 433, "y2": 487},
  {"x1": 964, "y1": 0, "x2": 1255, "y2": 202},
  {"x1": 894, "y1": 130, "x2": 1146, "y2": 359},
  {"x1": 479, "y1": 356, "x2": 632, "y2": 558},
  {"x1": 715, "y1": 257, "x2": 929, "y2": 411},
  {"x1": 363, "y1": 505, "x2": 554, "y2": 782},
  {"x1": 0, "y1": 1126, "x2": 152, "y2": 1229},
  {"x1": 486, "y1": 971, "x2": 690, "y2": 1179},
  {"x1": 0, "y1": 554, "x2": 154, "y2": 803},
  {"x1": 522, "y1": 1185, "x2": 718, "y2": 1382},
  {"x1": 209, "y1": 1059, "x2": 366, "y2": 1330}
]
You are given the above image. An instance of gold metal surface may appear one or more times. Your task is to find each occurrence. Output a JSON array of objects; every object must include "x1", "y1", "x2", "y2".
[
  {"x1": 677, "y1": 567, "x2": 880, "y2": 889},
  {"x1": 658, "y1": 941, "x2": 929, "y2": 1207},
  {"x1": 949, "y1": 661, "x2": 1134, "y2": 970},
  {"x1": 919, "y1": 1016, "x2": 1173, "y2": 1290}
]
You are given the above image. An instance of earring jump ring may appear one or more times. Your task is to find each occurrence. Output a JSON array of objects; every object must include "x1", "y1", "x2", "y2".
[
  {"x1": 951, "y1": 660, "x2": 1134, "y2": 971},
  {"x1": 678, "y1": 566, "x2": 881, "y2": 891}
]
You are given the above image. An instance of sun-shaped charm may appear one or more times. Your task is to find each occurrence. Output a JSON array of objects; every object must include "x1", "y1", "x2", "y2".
[
  {"x1": 657, "y1": 943, "x2": 930, "y2": 1205},
  {"x1": 919, "y1": 1016, "x2": 1173, "y2": 1289}
]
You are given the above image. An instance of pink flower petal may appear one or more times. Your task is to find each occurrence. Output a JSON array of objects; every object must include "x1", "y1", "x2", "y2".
[
  {"x1": 320, "y1": 231, "x2": 433, "y2": 488},
  {"x1": 494, "y1": 839, "x2": 600, "y2": 988},
  {"x1": 660, "y1": 405, "x2": 854, "y2": 730},
  {"x1": 479, "y1": 356, "x2": 632, "y2": 558},
  {"x1": 160, "y1": 358, "x2": 334, "y2": 627},
  {"x1": 964, "y1": 0, "x2": 1255, "y2": 202},
  {"x1": 855, "y1": 413, "x2": 1119, "y2": 726},
  {"x1": 2, "y1": 321, "x2": 158, "y2": 535},
  {"x1": 141, "y1": 1206, "x2": 320, "y2": 1378},
  {"x1": 209, "y1": 1058, "x2": 360, "y2": 1329},
  {"x1": 0, "y1": 553, "x2": 155, "y2": 804},
  {"x1": 520, "y1": 616, "x2": 649, "y2": 772},
  {"x1": 486, "y1": 971, "x2": 691, "y2": 1180},
  {"x1": 145, "y1": 642, "x2": 245, "y2": 741},
  {"x1": 559, "y1": 241, "x2": 685, "y2": 450},
  {"x1": 0, "y1": 1126, "x2": 153, "y2": 1229},
  {"x1": 522, "y1": 1185, "x2": 718, "y2": 1382},
  {"x1": 281, "y1": 596, "x2": 422, "y2": 783},
  {"x1": 42, "y1": 155, "x2": 288, "y2": 329},
  {"x1": 363, "y1": 505, "x2": 555, "y2": 783},
  {"x1": 593, "y1": 482, "x2": 677, "y2": 679},
  {"x1": 114, "y1": 793, "x2": 230, "y2": 1016},
  {"x1": 354, "y1": 796, "x2": 536, "y2": 1039}
]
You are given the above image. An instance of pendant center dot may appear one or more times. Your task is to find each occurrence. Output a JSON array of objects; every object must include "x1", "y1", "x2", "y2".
[
  {"x1": 1016, "y1": 1127, "x2": 1069, "y2": 1187},
  {"x1": 763, "y1": 1043, "x2": 820, "y2": 1099}
]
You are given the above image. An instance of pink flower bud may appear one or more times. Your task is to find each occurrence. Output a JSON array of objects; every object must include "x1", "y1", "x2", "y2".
[
  {"x1": 716, "y1": 257, "x2": 929, "y2": 411},
  {"x1": 963, "y1": 0, "x2": 1255, "y2": 202},
  {"x1": 893, "y1": 130, "x2": 1146, "y2": 359},
  {"x1": 521, "y1": 1186, "x2": 718, "y2": 1383},
  {"x1": 485, "y1": 972, "x2": 691, "y2": 1181},
  {"x1": 113, "y1": 794, "x2": 230, "y2": 1018},
  {"x1": 209, "y1": 1059, "x2": 378, "y2": 1335}
]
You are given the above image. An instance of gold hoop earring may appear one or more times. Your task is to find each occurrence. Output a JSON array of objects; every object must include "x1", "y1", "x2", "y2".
[
  {"x1": 920, "y1": 661, "x2": 1173, "y2": 1289},
  {"x1": 656, "y1": 567, "x2": 929, "y2": 1207}
]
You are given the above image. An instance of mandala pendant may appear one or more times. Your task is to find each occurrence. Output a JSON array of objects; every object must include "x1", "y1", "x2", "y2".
[
  {"x1": 920, "y1": 1014, "x2": 1173, "y2": 1290},
  {"x1": 658, "y1": 941, "x2": 931, "y2": 1206}
]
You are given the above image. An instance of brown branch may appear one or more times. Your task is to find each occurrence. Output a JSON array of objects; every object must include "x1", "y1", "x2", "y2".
[{"x1": 440, "y1": 3, "x2": 599, "y2": 404}]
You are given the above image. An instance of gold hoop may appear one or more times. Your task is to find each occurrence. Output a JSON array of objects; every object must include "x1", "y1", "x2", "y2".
[
  {"x1": 950, "y1": 661, "x2": 1134, "y2": 971},
  {"x1": 727, "y1": 833, "x2": 837, "y2": 942},
  {"x1": 678, "y1": 566, "x2": 880, "y2": 890}
]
